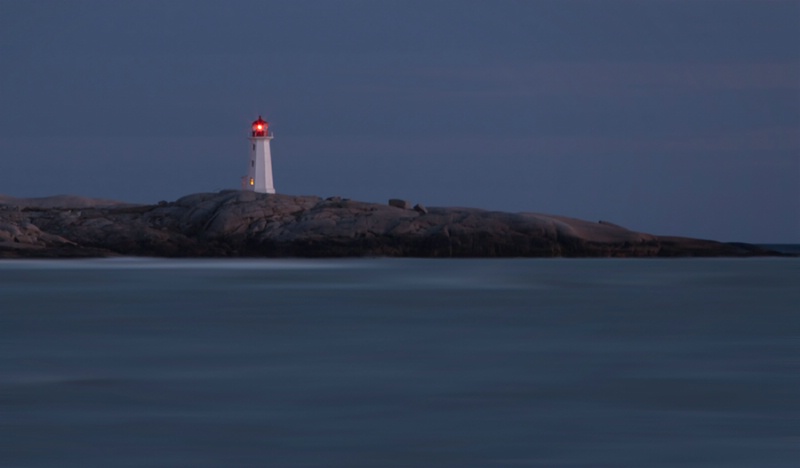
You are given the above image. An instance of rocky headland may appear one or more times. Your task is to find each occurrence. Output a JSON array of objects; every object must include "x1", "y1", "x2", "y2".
[{"x1": 0, "y1": 190, "x2": 782, "y2": 258}]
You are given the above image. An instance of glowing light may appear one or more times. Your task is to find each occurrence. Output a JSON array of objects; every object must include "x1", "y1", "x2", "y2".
[
  {"x1": 249, "y1": 178, "x2": 255, "y2": 186},
  {"x1": 257, "y1": 124, "x2": 263, "y2": 130}
]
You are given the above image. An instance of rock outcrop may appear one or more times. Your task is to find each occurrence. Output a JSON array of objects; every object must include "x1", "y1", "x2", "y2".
[
  {"x1": 0, "y1": 191, "x2": 783, "y2": 258},
  {"x1": 388, "y1": 198, "x2": 411, "y2": 210}
]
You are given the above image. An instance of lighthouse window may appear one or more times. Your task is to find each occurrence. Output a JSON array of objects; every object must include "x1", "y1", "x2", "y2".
[
  {"x1": 249, "y1": 178, "x2": 255, "y2": 186},
  {"x1": 252, "y1": 144, "x2": 255, "y2": 150},
  {"x1": 251, "y1": 161, "x2": 254, "y2": 167}
]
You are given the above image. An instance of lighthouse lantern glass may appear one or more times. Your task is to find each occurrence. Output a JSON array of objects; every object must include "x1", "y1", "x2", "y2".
[{"x1": 252, "y1": 118, "x2": 269, "y2": 137}]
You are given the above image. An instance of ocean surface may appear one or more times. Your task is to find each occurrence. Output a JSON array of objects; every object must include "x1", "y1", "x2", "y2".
[{"x1": 1, "y1": 258, "x2": 798, "y2": 468}]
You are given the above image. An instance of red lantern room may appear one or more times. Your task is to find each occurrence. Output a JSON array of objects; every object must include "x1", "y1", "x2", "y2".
[{"x1": 251, "y1": 116, "x2": 269, "y2": 137}]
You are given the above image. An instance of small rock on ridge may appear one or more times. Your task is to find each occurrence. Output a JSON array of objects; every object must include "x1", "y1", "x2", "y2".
[{"x1": 388, "y1": 199, "x2": 410, "y2": 209}]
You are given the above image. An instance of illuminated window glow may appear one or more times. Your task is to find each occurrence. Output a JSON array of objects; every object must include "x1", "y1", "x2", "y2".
[{"x1": 249, "y1": 178, "x2": 254, "y2": 186}]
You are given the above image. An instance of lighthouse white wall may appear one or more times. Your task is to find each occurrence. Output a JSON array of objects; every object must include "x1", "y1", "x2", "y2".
[{"x1": 247, "y1": 135, "x2": 275, "y2": 194}]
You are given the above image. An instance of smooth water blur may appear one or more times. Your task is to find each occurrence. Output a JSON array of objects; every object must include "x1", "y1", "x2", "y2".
[{"x1": 1, "y1": 258, "x2": 798, "y2": 467}]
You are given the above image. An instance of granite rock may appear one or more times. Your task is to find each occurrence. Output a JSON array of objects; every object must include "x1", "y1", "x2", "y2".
[
  {"x1": 388, "y1": 199, "x2": 411, "y2": 210},
  {"x1": 0, "y1": 191, "x2": 785, "y2": 258}
]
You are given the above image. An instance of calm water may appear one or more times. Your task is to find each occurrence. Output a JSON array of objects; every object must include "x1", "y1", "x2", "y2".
[{"x1": 1, "y1": 258, "x2": 798, "y2": 467}]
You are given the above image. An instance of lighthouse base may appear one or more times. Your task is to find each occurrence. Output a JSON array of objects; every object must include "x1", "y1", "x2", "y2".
[{"x1": 242, "y1": 176, "x2": 275, "y2": 194}]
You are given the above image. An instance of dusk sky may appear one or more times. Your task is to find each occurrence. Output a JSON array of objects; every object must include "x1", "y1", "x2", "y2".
[{"x1": 1, "y1": 0, "x2": 798, "y2": 243}]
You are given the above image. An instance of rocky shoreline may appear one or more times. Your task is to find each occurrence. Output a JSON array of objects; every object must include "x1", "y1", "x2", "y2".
[{"x1": 0, "y1": 190, "x2": 785, "y2": 258}]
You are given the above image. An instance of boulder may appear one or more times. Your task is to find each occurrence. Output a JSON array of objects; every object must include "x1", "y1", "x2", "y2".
[{"x1": 388, "y1": 199, "x2": 410, "y2": 209}]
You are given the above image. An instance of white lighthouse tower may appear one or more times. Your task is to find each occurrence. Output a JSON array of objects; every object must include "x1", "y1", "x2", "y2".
[{"x1": 243, "y1": 115, "x2": 275, "y2": 193}]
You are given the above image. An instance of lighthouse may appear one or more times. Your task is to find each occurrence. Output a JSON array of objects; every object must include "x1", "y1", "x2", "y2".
[{"x1": 243, "y1": 115, "x2": 275, "y2": 194}]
